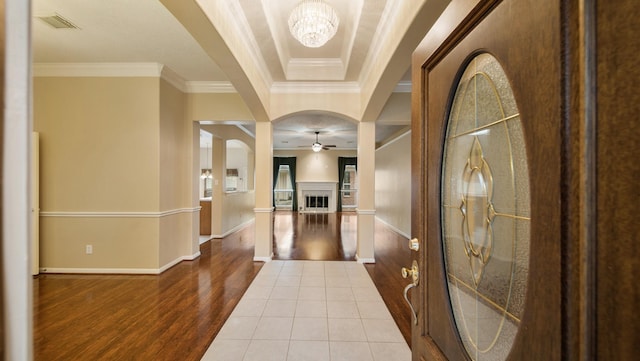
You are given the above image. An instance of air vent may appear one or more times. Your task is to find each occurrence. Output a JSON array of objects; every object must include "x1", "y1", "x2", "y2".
[{"x1": 38, "y1": 14, "x2": 80, "y2": 29}]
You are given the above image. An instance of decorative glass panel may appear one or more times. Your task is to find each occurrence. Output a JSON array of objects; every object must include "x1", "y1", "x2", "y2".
[{"x1": 441, "y1": 53, "x2": 530, "y2": 361}]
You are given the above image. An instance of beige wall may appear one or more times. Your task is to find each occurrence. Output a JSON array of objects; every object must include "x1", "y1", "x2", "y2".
[
  {"x1": 159, "y1": 79, "x2": 196, "y2": 265},
  {"x1": 35, "y1": 77, "x2": 160, "y2": 211},
  {"x1": 34, "y1": 76, "x2": 197, "y2": 272},
  {"x1": 375, "y1": 131, "x2": 411, "y2": 237},
  {"x1": 274, "y1": 149, "x2": 357, "y2": 182},
  {"x1": 221, "y1": 191, "x2": 255, "y2": 235},
  {"x1": 188, "y1": 93, "x2": 253, "y2": 121}
]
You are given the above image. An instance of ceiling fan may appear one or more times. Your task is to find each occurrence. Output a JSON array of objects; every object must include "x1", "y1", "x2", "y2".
[{"x1": 306, "y1": 131, "x2": 336, "y2": 152}]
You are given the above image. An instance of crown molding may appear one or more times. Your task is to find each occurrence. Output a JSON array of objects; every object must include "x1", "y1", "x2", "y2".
[
  {"x1": 33, "y1": 62, "x2": 164, "y2": 77},
  {"x1": 33, "y1": 62, "x2": 238, "y2": 94},
  {"x1": 186, "y1": 81, "x2": 237, "y2": 93},
  {"x1": 271, "y1": 81, "x2": 361, "y2": 94},
  {"x1": 160, "y1": 65, "x2": 188, "y2": 92}
]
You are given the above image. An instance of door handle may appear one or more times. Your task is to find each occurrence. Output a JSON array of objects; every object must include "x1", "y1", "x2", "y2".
[
  {"x1": 401, "y1": 260, "x2": 419, "y2": 325},
  {"x1": 401, "y1": 260, "x2": 419, "y2": 285}
]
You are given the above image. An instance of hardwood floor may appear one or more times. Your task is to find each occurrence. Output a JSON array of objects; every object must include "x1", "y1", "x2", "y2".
[
  {"x1": 33, "y1": 212, "x2": 411, "y2": 360},
  {"x1": 33, "y1": 226, "x2": 262, "y2": 361},
  {"x1": 365, "y1": 219, "x2": 413, "y2": 346},
  {"x1": 273, "y1": 211, "x2": 357, "y2": 261}
]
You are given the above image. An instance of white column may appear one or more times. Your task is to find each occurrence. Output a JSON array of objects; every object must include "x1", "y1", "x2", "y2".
[
  {"x1": 356, "y1": 121, "x2": 376, "y2": 263},
  {"x1": 211, "y1": 136, "x2": 225, "y2": 236},
  {"x1": 4, "y1": 0, "x2": 33, "y2": 358},
  {"x1": 253, "y1": 121, "x2": 273, "y2": 261},
  {"x1": 190, "y1": 124, "x2": 201, "y2": 255}
]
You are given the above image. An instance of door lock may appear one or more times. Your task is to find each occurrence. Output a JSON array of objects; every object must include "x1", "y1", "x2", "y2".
[{"x1": 408, "y1": 238, "x2": 420, "y2": 252}]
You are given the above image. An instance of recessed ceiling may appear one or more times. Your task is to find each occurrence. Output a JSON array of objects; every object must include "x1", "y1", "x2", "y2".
[{"x1": 32, "y1": 0, "x2": 442, "y2": 149}]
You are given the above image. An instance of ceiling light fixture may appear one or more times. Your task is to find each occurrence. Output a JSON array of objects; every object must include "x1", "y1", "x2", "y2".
[
  {"x1": 288, "y1": 0, "x2": 339, "y2": 48},
  {"x1": 312, "y1": 142, "x2": 323, "y2": 152}
]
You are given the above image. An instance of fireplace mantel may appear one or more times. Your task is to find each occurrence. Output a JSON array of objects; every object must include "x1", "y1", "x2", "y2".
[{"x1": 297, "y1": 181, "x2": 338, "y2": 213}]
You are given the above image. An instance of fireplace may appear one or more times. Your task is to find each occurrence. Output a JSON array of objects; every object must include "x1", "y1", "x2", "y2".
[
  {"x1": 297, "y1": 181, "x2": 337, "y2": 213},
  {"x1": 306, "y1": 195, "x2": 329, "y2": 209}
]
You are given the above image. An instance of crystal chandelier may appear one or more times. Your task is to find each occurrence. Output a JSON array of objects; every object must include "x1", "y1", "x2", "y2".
[{"x1": 288, "y1": 0, "x2": 339, "y2": 48}]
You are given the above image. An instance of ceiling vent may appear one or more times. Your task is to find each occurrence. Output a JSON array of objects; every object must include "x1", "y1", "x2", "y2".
[{"x1": 38, "y1": 14, "x2": 80, "y2": 29}]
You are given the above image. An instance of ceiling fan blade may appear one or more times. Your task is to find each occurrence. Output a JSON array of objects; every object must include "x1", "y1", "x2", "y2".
[{"x1": 323, "y1": 145, "x2": 337, "y2": 147}]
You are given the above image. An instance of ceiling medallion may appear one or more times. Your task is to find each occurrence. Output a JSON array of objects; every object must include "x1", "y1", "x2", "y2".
[
  {"x1": 459, "y1": 137, "x2": 496, "y2": 287},
  {"x1": 288, "y1": 0, "x2": 339, "y2": 48}
]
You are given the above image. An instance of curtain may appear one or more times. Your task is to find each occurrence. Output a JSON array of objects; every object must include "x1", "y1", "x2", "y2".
[
  {"x1": 288, "y1": 158, "x2": 297, "y2": 211},
  {"x1": 273, "y1": 157, "x2": 297, "y2": 210},
  {"x1": 337, "y1": 157, "x2": 357, "y2": 211}
]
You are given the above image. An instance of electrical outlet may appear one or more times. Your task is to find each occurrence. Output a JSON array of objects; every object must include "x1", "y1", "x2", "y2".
[{"x1": 86, "y1": 245, "x2": 93, "y2": 254}]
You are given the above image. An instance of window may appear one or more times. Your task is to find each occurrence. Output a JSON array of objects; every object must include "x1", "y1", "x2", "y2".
[
  {"x1": 274, "y1": 165, "x2": 293, "y2": 209},
  {"x1": 341, "y1": 165, "x2": 357, "y2": 208}
]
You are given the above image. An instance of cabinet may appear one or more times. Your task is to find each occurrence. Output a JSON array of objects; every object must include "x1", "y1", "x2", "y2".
[{"x1": 199, "y1": 200, "x2": 211, "y2": 235}]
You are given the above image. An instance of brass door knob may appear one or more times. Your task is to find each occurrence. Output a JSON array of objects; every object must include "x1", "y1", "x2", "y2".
[
  {"x1": 401, "y1": 260, "x2": 419, "y2": 285},
  {"x1": 401, "y1": 260, "x2": 420, "y2": 325}
]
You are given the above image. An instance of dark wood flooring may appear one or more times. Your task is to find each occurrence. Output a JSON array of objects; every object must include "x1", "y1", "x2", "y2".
[
  {"x1": 33, "y1": 211, "x2": 412, "y2": 360},
  {"x1": 273, "y1": 211, "x2": 357, "y2": 261}
]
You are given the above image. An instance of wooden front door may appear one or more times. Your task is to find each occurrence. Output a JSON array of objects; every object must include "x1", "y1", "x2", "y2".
[
  {"x1": 410, "y1": 0, "x2": 640, "y2": 360},
  {"x1": 410, "y1": 0, "x2": 562, "y2": 359}
]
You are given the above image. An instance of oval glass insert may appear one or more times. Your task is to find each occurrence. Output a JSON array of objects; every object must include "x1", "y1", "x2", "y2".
[{"x1": 441, "y1": 53, "x2": 530, "y2": 361}]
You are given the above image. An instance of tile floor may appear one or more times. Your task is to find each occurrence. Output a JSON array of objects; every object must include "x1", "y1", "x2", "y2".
[{"x1": 200, "y1": 260, "x2": 411, "y2": 361}]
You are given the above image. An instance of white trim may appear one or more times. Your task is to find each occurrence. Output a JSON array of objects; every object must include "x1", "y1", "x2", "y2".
[
  {"x1": 253, "y1": 253, "x2": 274, "y2": 262},
  {"x1": 236, "y1": 124, "x2": 256, "y2": 138},
  {"x1": 39, "y1": 251, "x2": 201, "y2": 275},
  {"x1": 254, "y1": 207, "x2": 275, "y2": 213},
  {"x1": 158, "y1": 251, "x2": 201, "y2": 273},
  {"x1": 160, "y1": 66, "x2": 187, "y2": 93},
  {"x1": 393, "y1": 81, "x2": 412, "y2": 93},
  {"x1": 271, "y1": 81, "x2": 361, "y2": 94},
  {"x1": 355, "y1": 254, "x2": 376, "y2": 264},
  {"x1": 186, "y1": 81, "x2": 236, "y2": 93},
  {"x1": 375, "y1": 216, "x2": 411, "y2": 239},
  {"x1": 40, "y1": 207, "x2": 200, "y2": 218},
  {"x1": 33, "y1": 63, "x2": 238, "y2": 94},
  {"x1": 212, "y1": 218, "x2": 255, "y2": 239},
  {"x1": 375, "y1": 129, "x2": 411, "y2": 151},
  {"x1": 356, "y1": 209, "x2": 376, "y2": 215},
  {"x1": 33, "y1": 62, "x2": 164, "y2": 77}
]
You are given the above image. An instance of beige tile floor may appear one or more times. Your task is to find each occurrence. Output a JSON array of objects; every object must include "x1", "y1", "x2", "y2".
[{"x1": 201, "y1": 260, "x2": 411, "y2": 361}]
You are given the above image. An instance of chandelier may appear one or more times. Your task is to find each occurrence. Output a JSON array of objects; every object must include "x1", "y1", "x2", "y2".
[{"x1": 288, "y1": 0, "x2": 339, "y2": 48}]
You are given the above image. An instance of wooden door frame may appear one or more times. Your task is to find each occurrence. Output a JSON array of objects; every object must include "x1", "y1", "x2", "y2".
[
  {"x1": 411, "y1": 0, "x2": 640, "y2": 360},
  {"x1": 411, "y1": 0, "x2": 568, "y2": 358},
  {"x1": 411, "y1": 1, "x2": 502, "y2": 356}
]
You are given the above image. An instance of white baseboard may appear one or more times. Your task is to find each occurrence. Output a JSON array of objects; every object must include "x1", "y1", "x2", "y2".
[
  {"x1": 355, "y1": 254, "x2": 375, "y2": 264},
  {"x1": 375, "y1": 216, "x2": 411, "y2": 239},
  {"x1": 212, "y1": 218, "x2": 255, "y2": 239},
  {"x1": 40, "y1": 267, "x2": 162, "y2": 275},
  {"x1": 253, "y1": 253, "x2": 274, "y2": 262},
  {"x1": 40, "y1": 251, "x2": 202, "y2": 275},
  {"x1": 158, "y1": 251, "x2": 201, "y2": 273}
]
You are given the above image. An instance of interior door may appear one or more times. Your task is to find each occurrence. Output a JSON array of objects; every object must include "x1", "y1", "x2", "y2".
[{"x1": 411, "y1": 0, "x2": 562, "y2": 359}]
